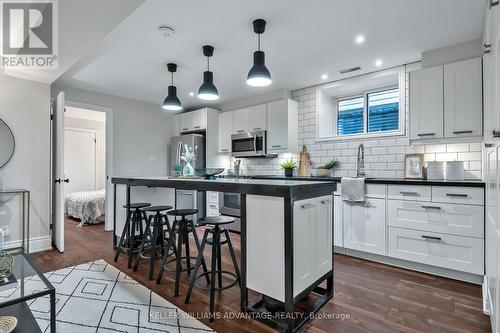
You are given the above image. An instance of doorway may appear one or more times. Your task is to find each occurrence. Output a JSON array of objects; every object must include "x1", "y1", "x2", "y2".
[{"x1": 52, "y1": 92, "x2": 114, "y2": 252}]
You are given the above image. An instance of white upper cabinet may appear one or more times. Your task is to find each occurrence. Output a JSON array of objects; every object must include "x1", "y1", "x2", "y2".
[
  {"x1": 267, "y1": 99, "x2": 298, "y2": 153},
  {"x1": 409, "y1": 66, "x2": 444, "y2": 140},
  {"x1": 484, "y1": 4, "x2": 500, "y2": 142},
  {"x1": 179, "y1": 108, "x2": 207, "y2": 133},
  {"x1": 444, "y1": 58, "x2": 482, "y2": 138},
  {"x1": 233, "y1": 108, "x2": 249, "y2": 133},
  {"x1": 218, "y1": 111, "x2": 233, "y2": 153},
  {"x1": 233, "y1": 104, "x2": 267, "y2": 133},
  {"x1": 248, "y1": 104, "x2": 267, "y2": 131},
  {"x1": 410, "y1": 58, "x2": 483, "y2": 142}
]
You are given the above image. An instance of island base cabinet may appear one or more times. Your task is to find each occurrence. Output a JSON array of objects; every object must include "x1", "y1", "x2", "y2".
[
  {"x1": 343, "y1": 198, "x2": 386, "y2": 256},
  {"x1": 246, "y1": 194, "x2": 333, "y2": 302},
  {"x1": 388, "y1": 227, "x2": 484, "y2": 275}
]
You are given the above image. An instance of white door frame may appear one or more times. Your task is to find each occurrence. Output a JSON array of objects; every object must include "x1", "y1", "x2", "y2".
[
  {"x1": 65, "y1": 100, "x2": 114, "y2": 232},
  {"x1": 64, "y1": 127, "x2": 99, "y2": 191}
]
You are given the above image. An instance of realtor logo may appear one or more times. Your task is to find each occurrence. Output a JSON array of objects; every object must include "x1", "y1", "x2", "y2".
[{"x1": 1, "y1": 0, "x2": 58, "y2": 68}]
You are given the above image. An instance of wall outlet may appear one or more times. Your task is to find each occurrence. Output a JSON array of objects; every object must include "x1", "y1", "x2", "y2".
[{"x1": 0, "y1": 225, "x2": 9, "y2": 237}]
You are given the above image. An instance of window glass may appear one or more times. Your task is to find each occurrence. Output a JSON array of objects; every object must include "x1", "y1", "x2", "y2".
[
  {"x1": 337, "y1": 96, "x2": 364, "y2": 135},
  {"x1": 367, "y1": 88, "x2": 399, "y2": 132}
]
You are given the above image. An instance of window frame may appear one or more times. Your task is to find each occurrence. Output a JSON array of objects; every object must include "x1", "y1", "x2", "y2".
[{"x1": 315, "y1": 66, "x2": 406, "y2": 142}]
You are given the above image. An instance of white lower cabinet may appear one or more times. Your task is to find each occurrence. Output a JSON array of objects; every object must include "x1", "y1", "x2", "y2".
[
  {"x1": 388, "y1": 227, "x2": 484, "y2": 275},
  {"x1": 387, "y1": 200, "x2": 484, "y2": 238},
  {"x1": 293, "y1": 195, "x2": 333, "y2": 296},
  {"x1": 343, "y1": 198, "x2": 386, "y2": 256},
  {"x1": 333, "y1": 195, "x2": 343, "y2": 247}
]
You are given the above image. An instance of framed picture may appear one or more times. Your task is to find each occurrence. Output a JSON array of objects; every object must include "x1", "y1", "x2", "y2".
[{"x1": 404, "y1": 154, "x2": 424, "y2": 179}]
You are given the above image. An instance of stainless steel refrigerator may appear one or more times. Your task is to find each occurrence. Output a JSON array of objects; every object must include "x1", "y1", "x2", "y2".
[{"x1": 170, "y1": 134, "x2": 205, "y2": 220}]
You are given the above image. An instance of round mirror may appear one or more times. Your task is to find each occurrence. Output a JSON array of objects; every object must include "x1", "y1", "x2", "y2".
[{"x1": 0, "y1": 119, "x2": 15, "y2": 168}]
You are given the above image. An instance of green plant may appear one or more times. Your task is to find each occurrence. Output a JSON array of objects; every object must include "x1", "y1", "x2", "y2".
[
  {"x1": 280, "y1": 160, "x2": 297, "y2": 170},
  {"x1": 317, "y1": 159, "x2": 340, "y2": 170}
]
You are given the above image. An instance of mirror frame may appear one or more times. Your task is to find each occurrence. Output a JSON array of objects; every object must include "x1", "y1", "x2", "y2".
[{"x1": 0, "y1": 119, "x2": 15, "y2": 169}]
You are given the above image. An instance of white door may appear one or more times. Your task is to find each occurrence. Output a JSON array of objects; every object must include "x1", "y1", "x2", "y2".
[
  {"x1": 315, "y1": 196, "x2": 333, "y2": 277},
  {"x1": 293, "y1": 199, "x2": 316, "y2": 296},
  {"x1": 409, "y1": 66, "x2": 444, "y2": 140},
  {"x1": 53, "y1": 92, "x2": 65, "y2": 252},
  {"x1": 343, "y1": 198, "x2": 386, "y2": 255},
  {"x1": 444, "y1": 58, "x2": 483, "y2": 138},
  {"x1": 64, "y1": 129, "x2": 97, "y2": 197}
]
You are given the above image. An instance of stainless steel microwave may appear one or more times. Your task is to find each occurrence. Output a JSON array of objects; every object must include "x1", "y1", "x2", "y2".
[{"x1": 231, "y1": 130, "x2": 267, "y2": 157}]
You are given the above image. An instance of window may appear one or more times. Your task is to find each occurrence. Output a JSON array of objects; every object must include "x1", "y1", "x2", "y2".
[{"x1": 335, "y1": 87, "x2": 400, "y2": 137}]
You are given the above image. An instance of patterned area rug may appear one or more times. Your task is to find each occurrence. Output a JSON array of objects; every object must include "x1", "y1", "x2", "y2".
[{"x1": 5, "y1": 259, "x2": 215, "y2": 332}]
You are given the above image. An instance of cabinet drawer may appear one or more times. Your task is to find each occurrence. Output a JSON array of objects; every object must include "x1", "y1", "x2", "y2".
[
  {"x1": 336, "y1": 183, "x2": 386, "y2": 198},
  {"x1": 431, "y1": 186, "x2": 484, "y2": 205},
  {"x1": 388, "y1": 227, "x2": 484, "y2": 274},
  {"x1": 388, "y1": 185, "x2": 431, "y2": 202},
  {"x1": 387, "y1": 200, "x2": 484, "y2": 238}
]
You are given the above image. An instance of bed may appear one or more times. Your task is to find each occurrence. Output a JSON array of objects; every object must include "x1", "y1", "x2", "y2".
[{"x1": 65, "y1": 189, "x2": 105, "y2": 226}]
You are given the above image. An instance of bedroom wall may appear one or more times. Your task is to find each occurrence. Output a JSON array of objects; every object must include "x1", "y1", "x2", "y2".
[
  {"x1": 0, "y1": 73, "x2": 52, "y2": 251},
  {"x1": 65, "y1": 117, "x2": 106, "y2": 190},
  {"x1": 51, "y1": 83, "x2": 177, "y2": 236}
]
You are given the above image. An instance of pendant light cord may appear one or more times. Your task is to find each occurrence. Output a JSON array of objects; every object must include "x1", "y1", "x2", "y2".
[
  {"x1": 207, "y1": 56, "x2": 210, "y2": 71},
  {"x1": 258, "y1": 33, "x2": 261, "y2": 51},
  {"x1": 171, "y1": 71, "x2": 174, "y2": 85}
]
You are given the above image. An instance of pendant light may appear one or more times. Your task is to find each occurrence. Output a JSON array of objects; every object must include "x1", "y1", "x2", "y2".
[
  {"x1": 162, "y1": 63, "x2": 182, "y2": 111},
  {"x1": 198, "y1": 45, "x2": 219, "y2": 101},
  {"x1": 247, "y1": 19, "x2": 272, "y2": 87}
]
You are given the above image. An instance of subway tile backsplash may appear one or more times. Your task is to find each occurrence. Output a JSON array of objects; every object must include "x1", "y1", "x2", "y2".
[{"x1": 235, "y1": 69, "x2": 483, "y2": 180}]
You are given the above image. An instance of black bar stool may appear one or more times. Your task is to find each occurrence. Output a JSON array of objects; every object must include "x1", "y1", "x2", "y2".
[
  {"x1": 156, "y1": 209, "x2": 209, "y2": 297},
  {"x1": 114, "y1": 202, "x2": 150, "y2": 268},
  {"x1": 133, "y1": 205, "x2": 174, "y2": 280},
  {"x1": 185, "y1": 216, "x2": 241, "y2": 321}
]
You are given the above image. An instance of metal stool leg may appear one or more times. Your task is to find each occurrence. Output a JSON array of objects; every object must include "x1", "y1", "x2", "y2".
[
  {"x1": 174, "y1": 219, "x2": 185, "y2": 297},
  {"x1": 133, "y1": 214, "x2": 153, "y2": 271},
  {"x1": 148, "y1": 213, "x2": 159, "y2": 280},
  {"x1": 209, "y1": 229, "x2": 219, "y2": 321},
  {"x1": 127, "y1": 211, "x2": 135, "y2": 268},
  {"x1": 190, "y1": 222, "x2": 210, "y2": 284},
  {"x1": 216, "y1": 227, "x2": 223, "y2": 289},
  {"x1": 156, "y1": 220, "x2": 177, "y2": 285},
  {"x1": 185, "y1": 229, "x2": 210, "y2": 304},
  {"x1": 224, "y1": 229, "x2": 241, "y2": 287},
  {"x1": 184, "y1": 224, "x2": 191, "y2": 271},
  {"x1": 114, "y1": 215, "x2": 130, "y2": 262}
]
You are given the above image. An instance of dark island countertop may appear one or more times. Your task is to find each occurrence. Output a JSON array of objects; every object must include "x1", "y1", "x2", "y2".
[{"x1": 249, "y1": 175, "x2": 485, "y2": 188}]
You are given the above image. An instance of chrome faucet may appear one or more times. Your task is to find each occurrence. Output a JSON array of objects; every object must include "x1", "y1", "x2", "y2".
[{"x1": 357, "y1": 144, "x2": 365, "y2": 178}]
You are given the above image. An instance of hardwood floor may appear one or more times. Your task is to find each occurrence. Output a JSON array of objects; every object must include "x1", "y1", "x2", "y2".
[{"x1": 31, "y1": 217, "x2": 492, "y2": 333}]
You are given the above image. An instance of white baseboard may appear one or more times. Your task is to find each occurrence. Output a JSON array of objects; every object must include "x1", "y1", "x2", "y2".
[{"x1": 3, "y1": 236, "x2": 52, "y2": 253}]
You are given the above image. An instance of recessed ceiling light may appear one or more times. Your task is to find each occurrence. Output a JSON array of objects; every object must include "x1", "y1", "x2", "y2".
[
  {"x1": 375, "y1": 59, "x2": 383, "y2": 67},
  {"x1": 189, "y1": 92, "x2": 194, "y2": 97},
  {"x1": 321, "y1": 74, "x2": 328, "y2": 80},
  {"x1": 355, "y1": 35, "x2": 365, "y2": 44}
]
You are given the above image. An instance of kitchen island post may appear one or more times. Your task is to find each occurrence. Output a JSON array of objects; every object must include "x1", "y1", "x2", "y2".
[{"x1": 111, "y1": 177, "x2": 336, "y2": 333}]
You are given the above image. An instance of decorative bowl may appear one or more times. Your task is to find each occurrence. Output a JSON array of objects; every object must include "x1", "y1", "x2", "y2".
[
  {"x1": 194, "y1": 168, "x2": 225, "y2": 179},
  {"x1": 0, "y1": 316, "x2": 17, "y2": 333},
  {"x1": 311, "y1": 169, "x2": 329, "y2": 177},
  {"x1": 0, "y1": 252, "x2": 13, "y2": 279}
]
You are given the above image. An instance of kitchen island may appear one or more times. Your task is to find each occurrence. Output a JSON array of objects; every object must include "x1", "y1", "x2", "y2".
[{"x1": 111, "y1": 176, "x2": 336, "y2": 333}]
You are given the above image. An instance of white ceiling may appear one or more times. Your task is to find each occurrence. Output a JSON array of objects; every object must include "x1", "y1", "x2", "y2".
[{"x1": 56, "y1": 0, "x2": 487, "y2": 110}]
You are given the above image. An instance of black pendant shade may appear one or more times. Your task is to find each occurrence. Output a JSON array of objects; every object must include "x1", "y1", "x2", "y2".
[
  {"x1": 247, "y1": 19, "x2": 272, "y2": 87},
  {"x1": 163, "y1": 63, "x2": 182, "y2": 111},
  {"x1": 198, "y1": 45, "x2": 219, "y2": 101}
]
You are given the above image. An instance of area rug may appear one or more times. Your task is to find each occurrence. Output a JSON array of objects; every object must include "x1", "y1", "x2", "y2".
[{"x1": 3, "y1": 259, "x2": 215, "y2": 332}]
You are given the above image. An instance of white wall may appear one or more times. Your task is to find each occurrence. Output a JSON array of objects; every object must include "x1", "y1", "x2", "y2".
[
  {"x1": 65, "y1": 117, "x2": 106, "y2": 190},
  {"x1": 0, "y1": 73, "x2": 51, "y2": 251},
  {"x1": 51, "y1": 84, "x2": 177, "y2": 238}
]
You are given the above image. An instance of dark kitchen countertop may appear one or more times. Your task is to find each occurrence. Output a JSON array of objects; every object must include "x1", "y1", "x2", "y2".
[{"x1": 250, "y1": 175, "x2": 485, "y2": 187}]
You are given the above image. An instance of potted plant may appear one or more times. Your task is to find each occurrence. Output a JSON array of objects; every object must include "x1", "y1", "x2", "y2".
[
  {"x1": 280, "y1": 160, "x2": 297, "y2": 177},
  {"x1": 312, "y1": 159, "x2": 340, "y2": 177}
]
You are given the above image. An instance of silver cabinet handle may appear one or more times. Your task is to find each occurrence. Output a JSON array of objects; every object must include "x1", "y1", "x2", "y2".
[
  {"x1": 178, "y1": 192, "x2": 194, "y2": 196},
  {"x1": 400, "y1": 191, "x2": 418, "y2": 196},
  {"x1": 220, "y1": 148, "x2": 229, "y2": 152},
  {"x1": 301, "y1": 203, "x2": 315, "y2": 209},
  {"x1": 236, "y1": 130, "x2": 245, "y2": 133},
  {"x1": 194, "y1": 126, "x2": 201, "y2": 129},
  {"x1": 453, "y1": 130, "x2": 473, "y2": 135},
  {"x1": 253, "y1": 127, "x2": 262, "y2": 131},
  {"x1": 493, "y1": 130, "x2": 500, "y2": 138},
  {"x1": 418, "y1": 133, "x2": 435, "y2": 137},
  {"x1": 272, "y1": 145, "x2": 282, "y2": 148},
  {"x1": 320, "y1": 200, "x2": 331, "y2": 204},
  {"x1": 491, "y1": 0, "x2": 499, "y2": 8},
  {"x1": 209, "y1": 204, "x2": 217, "y2": 208},
  {"x1": 182, "y1": 128, "x2": 189, "y2": 131},
  {"x1": 485, "y1": 143, "x2": 494, "y2": 148},
  {"x1": 422, "y1": 235, "x2": 442, "y2": 241},
  {"x1": 446, "y1": 193, "x2": 468, "y2": 198},
  {"x1": 422, "y1": 205, "x2": 442, "y2": 210}
]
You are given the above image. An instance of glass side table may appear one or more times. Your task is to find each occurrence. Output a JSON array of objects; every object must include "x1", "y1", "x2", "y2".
[
  {"x1": 0, "y1": 189, "x2": 30, "y2": 253},
  {"x1": 0, "y1": 251, "x2": 55, "y2": 332}
]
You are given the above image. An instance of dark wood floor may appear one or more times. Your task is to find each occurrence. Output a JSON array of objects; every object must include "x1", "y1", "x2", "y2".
[{"x1": 31, "y1": 217, "x2": 492, "y2": 333}]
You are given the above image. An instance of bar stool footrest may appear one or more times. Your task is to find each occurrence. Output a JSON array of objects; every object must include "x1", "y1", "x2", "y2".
[
  {"x1": 194, "y1": 270, "x2": 239, "y2": 291},
  {"x1": 162, "y1": 256, "x2": 198, "y2": 273}
]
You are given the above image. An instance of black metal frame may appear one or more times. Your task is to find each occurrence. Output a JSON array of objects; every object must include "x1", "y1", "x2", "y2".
[
  {"x1": 111, "y1": 177, "x2": 336, "y2": 333},
  {"x1": 0, "y1": 251, "x2": 56, "y2": 333}
]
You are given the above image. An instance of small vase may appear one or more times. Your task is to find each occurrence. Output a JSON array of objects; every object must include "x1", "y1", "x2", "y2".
[
  {"x1": 284, "y1": 169, "x2": 293, "y2": 177},
  {"x1": 183, "y1": 162, "x2": 195, "y2": 176}
]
